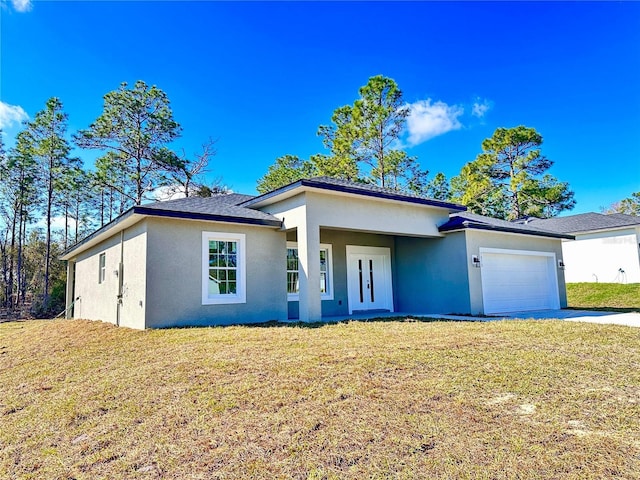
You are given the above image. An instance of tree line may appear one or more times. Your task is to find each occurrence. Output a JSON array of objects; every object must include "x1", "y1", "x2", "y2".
[
  {"x1": 1, "y1": 75, "x2": 634, "y2": 316},
  {"x1": 257, "y1": 75, "x2": 578, "y2": 221},
  {"x1": 0, "y1": 81, "x2": 220, "y2": 315}
]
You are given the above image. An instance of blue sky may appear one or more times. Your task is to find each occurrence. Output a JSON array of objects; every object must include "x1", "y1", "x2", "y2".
[{"x1": 1, "y1": 1, "x2": 638, "y2": 214}]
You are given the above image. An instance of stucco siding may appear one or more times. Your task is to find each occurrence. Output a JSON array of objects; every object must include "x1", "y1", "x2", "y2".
[
  {"x1": 71, "y1": 220, "x2": 147, "y2": 330},
  {"x1": 262, "y1": 191, "x2": 450, "y2": 238},
  {"x1": 144, "y1": 218, "x2": 287, "y2": 328},
  {"x1": 562, "y1": 229, "x2": 640, "y2": 283},
  {"x1": 286, "y1": 229, "x2": 396, "y2": 318},
  {"x1": 464, "y1": 230, "x2": 567, "y2": 314},
  {"x1": 118, "y1": 221, "x2": 148, "y2": 329},
  {"x1": 308, "y1": 191, "x2": 449, "y2": 237},
  {"x1": 394, "y1": 232, "x2": 471, "y2": 314}
]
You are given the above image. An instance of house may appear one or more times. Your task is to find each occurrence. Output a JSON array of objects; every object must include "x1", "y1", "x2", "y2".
[
  {"x1": 524, "y1": 213, "x2": 640, "y2": 283},
  {"x1": 60, "y1": 177, "x2": 573, "y2": 329}
]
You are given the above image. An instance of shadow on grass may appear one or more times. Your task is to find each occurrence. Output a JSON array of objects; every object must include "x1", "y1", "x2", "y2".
[{"x1": 566, "y1": 306, "x2": 640, "y2": 314}]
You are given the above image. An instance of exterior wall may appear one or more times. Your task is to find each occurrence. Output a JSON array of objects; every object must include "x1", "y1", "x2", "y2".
[
  {"x1": 261, "y1": 191, "x2": 450, "y2": 237},
  {"x1": 264, "y1": 190, "x2": 453, "y2": 321},
  {"x1": 72, "y1": 220, "x2": 147, "y2": 330},
  {"x1": 464, "y1": 230, "x2": 567, "y2": 314},
  {"x1": 286, "y1": 229, "x2": 396, "y2": 318},
  {"x1": 119, "y1": 221, "x2": 148, "y2": 329},
  {"x1": 144, "y1": 217, "x2": 287, "y2": 328},
  {"x1": 308, "y1": 191, "x2": 450, "y2": 237},
  {"x1": 562, "y1": 228, "x2": 640, "y2": 283},
  {"x1": 394, "y1": 232, "x2": 471, "y2": 314}
]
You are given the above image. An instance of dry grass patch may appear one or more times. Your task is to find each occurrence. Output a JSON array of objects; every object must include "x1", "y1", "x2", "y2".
[{"x1": 1, "y1": 318, "x2": 639, "y2": 479}]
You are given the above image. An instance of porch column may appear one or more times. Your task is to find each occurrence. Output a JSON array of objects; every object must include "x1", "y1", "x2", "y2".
[
  {"x1": 297, "y1": 221, "x2": 322, "y2": 322},
  {"x1": 65, "y1": 260, "x2": 75, "y2": 319}
]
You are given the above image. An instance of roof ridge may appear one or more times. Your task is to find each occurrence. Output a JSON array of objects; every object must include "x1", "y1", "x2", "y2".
[{"x1": 241, "y1": 176, "x2": 466, "y2": 211}]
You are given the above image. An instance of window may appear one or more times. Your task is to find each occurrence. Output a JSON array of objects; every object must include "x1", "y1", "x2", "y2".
[
  {"x1": 98, "y1": 253, "x2": 106, "y2": 284},
  {"x1": 286, "y1": 246, "x2": 299, "y2": 296},
  {"x1": 202, "y1": 232, "x2": 246, "y2": 304},
  {"x1": 286, "y1": 242, "x2": 333, "y2": 301}
]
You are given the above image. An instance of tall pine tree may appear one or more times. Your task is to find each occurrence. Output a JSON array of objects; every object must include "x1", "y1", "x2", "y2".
[
  {"x1": 75, "y1": 80, "x2": 182, "y2": 207},
  {"x1": 26, "y1": 98, "x2": 72, "y2": 307},
  {"x1": 451, "y1": 126, "x2": 575, "y2": 220}
]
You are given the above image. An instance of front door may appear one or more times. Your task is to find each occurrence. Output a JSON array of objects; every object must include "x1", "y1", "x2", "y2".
[{"x1": 346, "y1": 246, "x2": 393, "y2": 314}]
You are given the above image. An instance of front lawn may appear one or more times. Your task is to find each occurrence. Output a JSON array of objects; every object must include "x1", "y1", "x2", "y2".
[
  {"x1": 567, "y1": 282, "x2": 640, "y2": 311},
  {"x1": 1, "y1": 319, "x2": 639, "y2": 479}
]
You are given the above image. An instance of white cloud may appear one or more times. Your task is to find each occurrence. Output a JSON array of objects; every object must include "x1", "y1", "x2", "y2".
[
  {"x1": 51, "y1": 215, "x2": 77, "y2": 231},
  {"x1": 405, "y1": 99, "x2": 464, "y2": 145},
  {"x1": 0, "y1": 101, "x2": 28, "y2": 129},
  {"x1": 472, "y1": 98, "x2": 491, "y2": 118},
  {"x1": 11, "y1": 0, "x2": 32, "y2": 12},
  {"x1": 153, "y1": 184, "x2": 186, "y2": 202}
]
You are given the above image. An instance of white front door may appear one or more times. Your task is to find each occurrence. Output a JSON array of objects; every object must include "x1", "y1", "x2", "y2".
[{"x1": 346, "y1": 246, "x2": 393, "y2": 314}]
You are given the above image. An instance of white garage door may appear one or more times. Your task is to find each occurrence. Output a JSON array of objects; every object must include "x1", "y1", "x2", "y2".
[{"x1": 480, "y1": 248, "x2": 560, "y2": 314}]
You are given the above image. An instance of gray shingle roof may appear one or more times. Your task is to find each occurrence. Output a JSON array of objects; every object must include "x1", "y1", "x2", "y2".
[
  {"x1": 60, "y1": 193, "x2": 283, "y2": 259},
  {"x1": 438, "y1": 211, "x2": 574, "y2": 239},
  {"x1": 138, "y1": 193, "x2": 280, "y2": 224},
  {"x1": 242, "y1": 176, "x2": 467, "y2": 211},
  {"x1": 524, "y1": 213, "x2": 640, "y2": 234}
]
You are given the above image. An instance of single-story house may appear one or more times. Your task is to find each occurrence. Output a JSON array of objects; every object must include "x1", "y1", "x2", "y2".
[
  {"x1": 60, "y1": 177, "x2": 573, "y2": 329},
  {"x1": 524, "y1": 212, "x2": 640, "y2": 283}
]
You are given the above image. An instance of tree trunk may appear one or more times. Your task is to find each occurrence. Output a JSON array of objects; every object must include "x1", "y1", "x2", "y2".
[
  {"x1": 136, "y1": 156, "x2": 143, "y2": 205},
  {"x1": 20, "y1": 217, "x2": 27, "y2": 305},
  {"x1": 44, "y1": 164, "x2": 53, "y2": 308},
  {"x1": 0, "y1": 227, "x2": 10, "y2": 308},
  {"x1": 74, "y1": 197, "x2": 80, "y2": 243},
  {"x1": 98, "y1": 189, "x2": 104, "y2": 227},
  {"x1": 64, "y1": 203, "x2": 69, "y2": 250},
  {"x1": 6, "y1": 209, "x2": 17, "y2": 307},
  {"x1": 109, "y1": 187, "x2": 114, "y2": 222},
  {"x1": 15, "y1": 213, "x2": 23, "y2": 307}
]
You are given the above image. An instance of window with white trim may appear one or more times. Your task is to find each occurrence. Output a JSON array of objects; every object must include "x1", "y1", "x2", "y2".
[
  {"x1": 202, "y1": 232, "x2": 246, "y2": 304},
  {"x1": 98, "y1": 253, "x2": 106, "y2": 284},
  {"x1": 286, "y1": 242, "x2": 333, "y2": 301}
]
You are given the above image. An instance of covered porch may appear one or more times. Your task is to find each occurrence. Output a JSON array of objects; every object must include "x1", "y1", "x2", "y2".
[
  {"x1": 284, "y1": 226, "x2": 472, "y2": 321},
  {"x1": 270, "y1": 189, "x2": 467, "y2": 321},
  {"x1": 244, "y1": 178, "x2": 469, "y2": 322}
]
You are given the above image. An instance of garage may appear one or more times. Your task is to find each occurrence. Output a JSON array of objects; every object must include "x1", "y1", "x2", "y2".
[{"x1": 480, "y1": 248, "x2": 560, "y2": 314}]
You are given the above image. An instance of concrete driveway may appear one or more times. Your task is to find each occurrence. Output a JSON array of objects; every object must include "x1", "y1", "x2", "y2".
[
  {"x1": 501, "y1": 309, "x2": 640, "y2": 328},
  {"x1": 323, "y1": 310, "x2": 640, "y2": 328}
]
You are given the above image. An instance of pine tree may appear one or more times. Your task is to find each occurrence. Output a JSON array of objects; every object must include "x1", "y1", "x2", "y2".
[
  {"x1": 75, "y1": 80, "x2": 182, "y2": 206},
  {"x1": 451, "y1": 126, "x2": 575, "y2": 220},
  {"x1": 27, "y1": 97, "x2": 72, "y2": 307}
]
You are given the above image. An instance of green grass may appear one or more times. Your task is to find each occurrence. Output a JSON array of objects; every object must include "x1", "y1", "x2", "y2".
[
  {"x1": 1, "y1": 318, "x2": 639, "y2": 479},
  {"x1": 567, "y1": 282, "x2": 640, "y2": 312}
]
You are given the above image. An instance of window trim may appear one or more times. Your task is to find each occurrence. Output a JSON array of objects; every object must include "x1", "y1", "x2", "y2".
[
  {"x1": 202, "y1": 231, "x2": 246, "y2": 305},
  {"x1": 98, "y1": 252, "x2": 106, "y2": 284},
  {"x1": 286, "y1": 242, "x2": 334, "y2": 301}
]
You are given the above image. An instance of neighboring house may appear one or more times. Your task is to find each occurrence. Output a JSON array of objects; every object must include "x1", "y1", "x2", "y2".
[
  {"x1": 525, "y1": 213, "x2": 640, "y2": 283},
  {"x1": 60, "y1": 177, "x2": 573, "y2": 329}
]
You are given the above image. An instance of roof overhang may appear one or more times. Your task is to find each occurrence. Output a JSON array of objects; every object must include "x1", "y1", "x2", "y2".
[
  {"x1": 242, "y1": 178, "x2": 467, "y2": 213},
  {"x1": 132, "y1": 206, "x2": 282, "y2": 229},
  {"x1": 60, "y1": 205, "x2": 282, "y2": 261},
  {"x1": 439, "y1": 221, "x2": 575, "y2": 240},
  {"x1": 60, "y1": 209, "x2": 141, "y2": 261}
]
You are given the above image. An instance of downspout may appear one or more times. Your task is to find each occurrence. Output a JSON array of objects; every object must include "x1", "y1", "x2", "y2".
[{"x1": 116, "y1": 230, "x2": 124, "y2": 326}]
